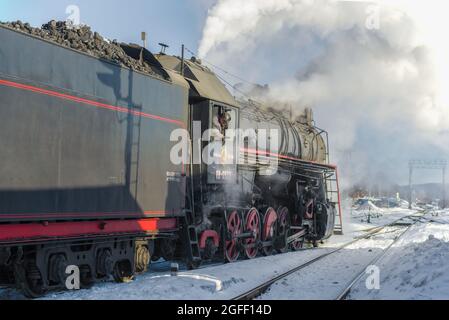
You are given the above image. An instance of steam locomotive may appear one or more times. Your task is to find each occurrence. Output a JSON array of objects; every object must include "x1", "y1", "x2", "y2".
[{"x1": 0, "y1": 24, "x2": 342, "y2": 297}]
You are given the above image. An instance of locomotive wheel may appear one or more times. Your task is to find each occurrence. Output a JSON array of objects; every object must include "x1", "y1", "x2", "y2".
[
  {"x1": 203, "y1": 238, "x2": 218, "y2": 261},
  {"x1": 261, "y1": 208, "x2": 278, "y2": 256},
  {"x1": 276, "y1": 207, "x2": 291, "y2": 254},
  {"x1": 14, "y1": 262, "x2": 46, "y2": 299},
  {"x1": 243, "y1": 208, "x2": 261, "y2": 259},
  {"x1": 225, "y1": 210, "x2": 242, "y2": 263},
  {"x1": 113, "y1": 260, "x2": 134, "y2": 283}
]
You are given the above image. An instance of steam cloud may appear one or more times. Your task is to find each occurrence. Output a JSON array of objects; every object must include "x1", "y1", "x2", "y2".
[{"x1": 198, "y1": 0, "x2": 449, "y2": 192}]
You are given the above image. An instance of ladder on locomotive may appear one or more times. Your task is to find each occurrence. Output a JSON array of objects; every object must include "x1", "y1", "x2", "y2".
[
  {"x1": 130, "y1": 106, "x2": 142, "y2": 199},
  {"x1": 181, "y1": 209, "x2": 202, "y2": 269},
  {"x1": 325, "y1": 170, "x2": 344, "y2": 235}
]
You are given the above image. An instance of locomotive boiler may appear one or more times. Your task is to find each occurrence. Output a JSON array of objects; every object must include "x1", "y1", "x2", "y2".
[{"x1": 0, "y1": 22, "x2": 342, "y2": 297}]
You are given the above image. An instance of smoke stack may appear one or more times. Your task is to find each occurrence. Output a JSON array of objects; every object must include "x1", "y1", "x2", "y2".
[{"x1": 298, "y1": 108, "x2": 313, "y2": 126}]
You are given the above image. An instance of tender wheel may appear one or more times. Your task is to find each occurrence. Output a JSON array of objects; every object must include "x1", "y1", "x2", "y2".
[
  {"x1": 135, "y1": 245, "x2": 150, "y2": 273},
  {"x1": 244, "y1": 208, "x2": 261, "y2": 259},
  {"x1": 261, "y1": 208, "x2": 278, "y2": 256},
  {"x1": 48, "y1": 254, "x2": 68, "y2": 285},
  {"x1": 14, "y1": 262, "x2": 46, "y2": 299},
  {"x1": 276, "y1": 207, "x2": 291, "y2": 254},
  {"x1": 97, "y1": 249, "x2": 114, "y2": 278},
  {"x1": 225, "y1": 210, "x2": 242, "y2": 263},
  {"x1": 80, "y1": 265, "x2": 94, "y2": 288},
  {"x1": 113, "y1": 260, "x2": 134, "y2": 283}
]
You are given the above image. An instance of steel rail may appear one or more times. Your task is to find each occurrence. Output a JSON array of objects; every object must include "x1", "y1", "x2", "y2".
[
  {"x1": 231, "y1": 211, "x2": 426, "y2": 300},
  {"x1": 335, "y1": 214, "x2": 426, "y2": 300}
]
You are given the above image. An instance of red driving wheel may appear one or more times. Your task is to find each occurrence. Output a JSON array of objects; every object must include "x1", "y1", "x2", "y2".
[
  {"x1": 261, "y1": 208, "x2": 277, "y2": 256},
  {"x1": 276, "y1": 207, "x2": 291, "y2": 253},
  {"x1": 244, "y1": 208, "x2": 260, "y2": 259},
  {"x1": 225, "y1": 210, "x2": 242, "y2": 263}
]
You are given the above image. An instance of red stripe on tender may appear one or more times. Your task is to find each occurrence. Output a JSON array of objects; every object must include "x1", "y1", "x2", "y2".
[
  {"x1": 0, "y1": 79, "x2": 186, "y2": 127},
  {"x1": 0, "y1": 78, "x2": 186, "y2": 186},
  {"x1": 241, "y1": 147, "x2": 337, "y2": 170},
  {"x1": 0, "y1": 218, "x2": 177, "y2": 243},
  {"x1": 0, "y1": 210, "x2": 170, "y2": 219}
]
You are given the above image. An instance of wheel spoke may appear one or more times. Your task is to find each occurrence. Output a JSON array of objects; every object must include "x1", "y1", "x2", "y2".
[
  {"x1": 275, "y1": 207, "x2": 291, "y2": 254},
  {"x1": 244, "y1": 208, "x2": 260, "y2": 259},
  {"x1": 261, "y1": 208, "x2": 277, "y2": 256},
  {"x1": 225, "y1": 211, "x2": 242, "y2": 262}
]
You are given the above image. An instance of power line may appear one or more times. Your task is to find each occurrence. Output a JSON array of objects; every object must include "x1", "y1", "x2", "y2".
[
  {"x1": 214, "y1": 72, "x2": 256, "y2": 101},
  {"x1": 184, "y1": 47, "x2": 259, "y2": 87},
  {"x1": 183, "y1": 46, "x2": 267, "y2": 108}
]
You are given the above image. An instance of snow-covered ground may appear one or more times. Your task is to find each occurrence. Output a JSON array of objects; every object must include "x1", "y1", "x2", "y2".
[
  {"x1": 327, "y1": 201, "x2": 416, "y2": 247},
  {"x1": 259, "y1": 208, "x2": 449, "y2": 300},
  {"x1": 0, "y1": 248, "x2": 333, "y2": 300},
  {"x1": 1, "y1": 205, "x2": 446, "y2": 300},
  {"x1": 349, "y1": 210, "x2": 449, "y2": 300},
  {"x1": 258, "y1": 226, "x2": 407, "y2": 300}
]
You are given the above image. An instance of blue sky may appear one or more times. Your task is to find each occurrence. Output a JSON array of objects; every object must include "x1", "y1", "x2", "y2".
[{"x1": 0, "y1": 0, "x2": 213, "y2": 54}]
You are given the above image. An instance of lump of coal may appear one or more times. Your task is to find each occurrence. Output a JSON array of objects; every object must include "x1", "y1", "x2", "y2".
[{"x1": 0, "y1": 20, "x2": 162, "y2": 79}]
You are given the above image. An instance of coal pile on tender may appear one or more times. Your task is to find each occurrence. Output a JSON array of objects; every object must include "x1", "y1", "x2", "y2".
[{"x1": 0, "y1": 20, "x2": 162, "y2": 78}]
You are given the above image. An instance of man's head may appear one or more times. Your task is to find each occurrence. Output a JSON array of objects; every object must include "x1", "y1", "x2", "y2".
[{"x1": 218, "y1": 109, "x2": 231, "y2": 130}]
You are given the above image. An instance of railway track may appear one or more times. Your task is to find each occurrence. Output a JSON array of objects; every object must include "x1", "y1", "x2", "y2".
[
  {"x1": 0, "y1": 212, "x2": 427, "y2": 300},
  {"x1": 232, "y1": 211, "x2": 427, "y2": 301},
  {"x1": 335, "y1": 214, "x2": 424, "y2": 300}
]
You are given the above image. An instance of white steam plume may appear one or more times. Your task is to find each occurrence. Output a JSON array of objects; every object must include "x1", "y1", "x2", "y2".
[{"x1": 198, "y1": 0, "x2": 449, "y2": 191}]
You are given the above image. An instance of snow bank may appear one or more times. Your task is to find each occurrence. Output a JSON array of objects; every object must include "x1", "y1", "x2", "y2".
[{"x1": 350, "y1": 212, "x2": 449, "y2": 300}]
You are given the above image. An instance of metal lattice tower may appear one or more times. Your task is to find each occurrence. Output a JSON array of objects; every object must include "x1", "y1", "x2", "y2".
[{"x1": 408, "y1": 159, "x2": 447, "y2": 209}]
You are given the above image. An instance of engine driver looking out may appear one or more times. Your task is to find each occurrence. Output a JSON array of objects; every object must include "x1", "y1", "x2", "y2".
[{"x1": 212, "y1": 106, "x2": 232, "y2": 142}]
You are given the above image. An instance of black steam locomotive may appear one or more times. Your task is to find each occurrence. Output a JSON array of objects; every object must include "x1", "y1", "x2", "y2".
[{"x1": 0, "y1": 24, "x2": 342, "y2": 297}]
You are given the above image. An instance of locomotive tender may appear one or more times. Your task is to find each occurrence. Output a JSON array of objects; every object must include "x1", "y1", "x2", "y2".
[{"x1": 0, "y1": 24, "x2": 342, "y2": 297}]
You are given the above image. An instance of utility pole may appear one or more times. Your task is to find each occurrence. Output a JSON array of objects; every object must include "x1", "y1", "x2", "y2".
[
  {"x1": 408, "y1": 160, "x2": 447, "y2": 210},
  {"x1": 443, "y1": 166, "x2": 446, "y2": 209},
  {"x1": 158, "y1": 43, "x2": 169, "y2": 54},
  {"x1": 181, "y1": 44, "x2": 185, "y2": 76},
  {"x1": 141, "y1": 32, "x2": 147, "y2": 48},
  {"x1": 408, "y1": 164, "x2": 413, "y2": 210}
]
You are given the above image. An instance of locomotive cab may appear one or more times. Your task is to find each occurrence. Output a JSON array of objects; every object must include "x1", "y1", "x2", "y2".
[
  {"x1": 156, "y1": 52, "x2": 342, "y2": 264},
  {"x1": 205, "y1": 103, "x2": 239, "y2": 185}
]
